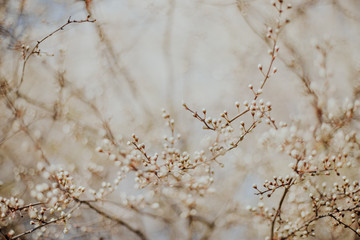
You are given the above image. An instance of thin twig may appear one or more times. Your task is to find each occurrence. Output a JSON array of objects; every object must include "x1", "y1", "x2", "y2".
[
  {"x1": 284, "y1": 205, "x2": 360, "y2": 239},
  {"x1": 17, "y1": 16, "x2": 95, "y2": 90},
  {"x1": 77, "y1": 200, "x2": 148, "y2": 240},
  {"x1": 270, "y1": 185, "x2": 290, "y2": 240},
  {"x1": 10, "y1": 203, "x2": 79, "y2": 240}
]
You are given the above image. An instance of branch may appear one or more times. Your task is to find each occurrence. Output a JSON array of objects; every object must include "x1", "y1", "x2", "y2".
[
  {"x1": 17, "y1": 16, "x2": 96, "y2": 90},
  {"x1": 77, "y1": 200, "x2": 148, "y2": 240},
  {"x1": 10, "y1": 203, "x2": 79, "y2": 240},
  {"x1": 284, "y1": 205, "x2": 360, "y2": 239},
  {"x1": 270, "y1": 186, "x2": 290, "y2": 240},
  {"x1": 11, "y1": 217, "x2": 64, "y2": 240}
]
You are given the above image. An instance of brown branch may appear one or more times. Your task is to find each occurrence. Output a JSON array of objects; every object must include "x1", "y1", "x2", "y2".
[
  {"x1": 8, "y1": 202, "x2": 45, "y2": 212},
  {"x1": 284, "y1": 205, "x2": 360, "y2": 239},
  {"x1": 17, "y1": 16, "x2": 95, "y2": 90},
  {"x1": 186, "y1": 2, "x2": 283, "y2": 133},
  {"x1": 255, "y1": 181, "x2": 293, "y2": 196},
  {"x1": 2, "y1": 84, "x2": 50, "y2": 164},
  {"x1": 329, "y1": 215, "x2": 360, "y2": 236},
  {"x1": 270, "y1": 185, "x2": 290, "y2": 240},
  {"x1": 228, "y1": 121, "x2": 257, "y2": 151},
  {"x1": 228, "y1": 109, "x2": 249, "y2": 124},
  {"x1": 11, "y1": 217, "x2": 64, "y2": 240},
  {"x1": 10, "y1": 203, "x2": 79, "y2": 240},
  {"x1": 77, "y1": 200, "x2": 148, "y2": 240},
  {"x1": 183, "y1": 103, "x2": 215, "y2": 130},
  {"x1": 237, "y1": 0, "x2": 325, "y2": 125}
]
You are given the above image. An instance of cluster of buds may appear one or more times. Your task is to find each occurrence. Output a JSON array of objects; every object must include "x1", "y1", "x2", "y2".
[
  {"x1": 0, "y1": 196, "x2": 25, "y2": 218},
  {"x1": 1, "y1": 160, "x2": 89, "y2": 239},
  {"x1": 20, "y1": 43, "x2": 30, "y2": 59},
  {"x1": 181, "y1": 1, "x2": 287, "y2": 167},
  {"x1": 94, "y1": 111, "x2": 212, "y2": 196},
  {"x1": 253, "y1": 175, "x2": 293, "y2": 198},
  {"x1": 244, "y1": 99, "x2": 274, "y2": 124},
  {"x1": 246, "y1": 202, "x2": 273, "y2": 222},
  {"x1": 318, "y1": 153, "x2": 349, "y2": 176}
]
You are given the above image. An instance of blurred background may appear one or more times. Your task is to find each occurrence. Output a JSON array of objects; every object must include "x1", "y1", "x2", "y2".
[{"x1": 1, "y1": 0, "x2": 360, "y2": 239}]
